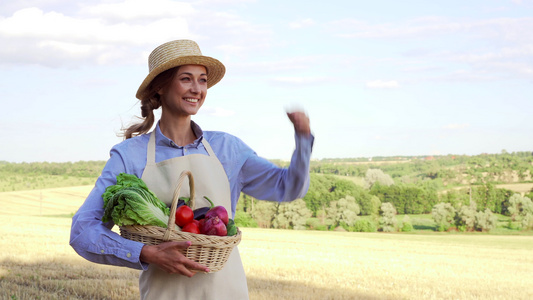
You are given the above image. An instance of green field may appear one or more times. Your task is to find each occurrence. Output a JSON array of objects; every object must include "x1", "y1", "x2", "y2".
[{"x1": 1, "y1": 187, "x2": 533, "y2": 299}]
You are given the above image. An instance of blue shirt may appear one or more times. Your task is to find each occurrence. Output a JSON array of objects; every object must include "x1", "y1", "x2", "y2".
[{"x1": 70, "y1": 121, "x2": 314, "y2": 270}]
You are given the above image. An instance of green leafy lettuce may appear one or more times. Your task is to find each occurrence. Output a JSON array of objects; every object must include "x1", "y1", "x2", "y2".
[{"x1": 102, "y1": 173, "x2": 170, "y2": 228}]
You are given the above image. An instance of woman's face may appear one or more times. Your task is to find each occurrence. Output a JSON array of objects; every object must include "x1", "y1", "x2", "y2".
[{"x1": 160, "y1": 64, "x2": 208, "y2": 117}]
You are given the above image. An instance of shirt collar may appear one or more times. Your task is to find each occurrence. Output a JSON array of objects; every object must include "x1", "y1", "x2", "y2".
[{"x1": 155, "y1": 120, "x2": 204, "y2": 149}]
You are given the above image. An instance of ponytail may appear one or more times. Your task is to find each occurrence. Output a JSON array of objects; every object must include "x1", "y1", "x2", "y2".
[{"x1": 121, "y1": 67, "x2": 179, "y2": 139}]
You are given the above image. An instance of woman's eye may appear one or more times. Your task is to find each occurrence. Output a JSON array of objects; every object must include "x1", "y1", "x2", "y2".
[{"x1": 200, "y1": 78, "x2": 208, "y2": 83}]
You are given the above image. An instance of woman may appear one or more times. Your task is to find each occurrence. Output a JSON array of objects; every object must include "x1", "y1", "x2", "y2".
[{"x1": 70, "y1": 39, "x2": 313, "y2": 299}]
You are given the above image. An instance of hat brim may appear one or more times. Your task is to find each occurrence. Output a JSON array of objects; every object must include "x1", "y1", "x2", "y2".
[{"x1": 136, "y1": 55, "x2": 225, "y2": 100}]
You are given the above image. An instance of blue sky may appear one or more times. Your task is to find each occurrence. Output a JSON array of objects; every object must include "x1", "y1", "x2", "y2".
[{"x1": 1, "y1": 0, "x2": 532, "y2": 162}]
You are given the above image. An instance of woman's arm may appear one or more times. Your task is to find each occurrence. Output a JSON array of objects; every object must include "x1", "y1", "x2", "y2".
[
  {"x1": 70, "y1": 143, "x2": 208, "y2": 275},
  {"x1": 240, "y1": 111, "x2": 314, "y2": 202},
  {"x1": 69, "y1": 149, "x2": 148, "y2": 270}
]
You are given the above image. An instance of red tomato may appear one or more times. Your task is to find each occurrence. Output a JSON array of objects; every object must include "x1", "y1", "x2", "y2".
[
  {"x1": 182, "y1": 222, "x2": 200, "y2": 234},
  {"x1": 175, "y1": 206, "x2": 194, "y2": 227},
  {"x1": 198, "y1": 218, "x2": 206, "y2": 234}
]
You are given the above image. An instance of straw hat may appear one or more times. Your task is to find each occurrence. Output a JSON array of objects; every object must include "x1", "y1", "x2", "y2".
[{"x1": 136, "y1": 40, "x2": 225, "y2": 100}]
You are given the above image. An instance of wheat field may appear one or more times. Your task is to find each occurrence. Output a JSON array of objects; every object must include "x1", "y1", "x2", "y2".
[{"x1": 1, "y1": 187, "x2": 533, "y2": 299}]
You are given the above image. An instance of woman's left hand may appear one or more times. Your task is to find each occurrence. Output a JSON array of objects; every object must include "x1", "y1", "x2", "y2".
[{"x1": 287, "y1": 111, "x2": 311, "y2": 137}]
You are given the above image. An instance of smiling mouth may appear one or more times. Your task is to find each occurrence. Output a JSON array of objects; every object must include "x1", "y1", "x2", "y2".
[{"x1": 184, "y1": 98, "x2": 199, "y2": 103}]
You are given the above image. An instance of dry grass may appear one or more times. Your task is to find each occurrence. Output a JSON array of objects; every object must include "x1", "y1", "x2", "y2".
[
  {"x1": 496, "y1": 183, "x2": 533, "y2": 195},
  {"x1": 2, "y1": 188, "x2": 533, "y2": 299},
  {"x1": 240, "y1": 229, "x2": 533, "y2": 299},
  {"x1": 0, "y1": 186, "x2": 92, "y2": 216}
]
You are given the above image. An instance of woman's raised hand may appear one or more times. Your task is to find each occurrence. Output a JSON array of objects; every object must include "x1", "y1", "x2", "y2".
[{"x1": 287, "y1": 111, "x2": 311, "y2": 137}]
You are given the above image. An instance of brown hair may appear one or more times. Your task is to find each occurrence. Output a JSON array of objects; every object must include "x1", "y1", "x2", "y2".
[{"x1": 122, "y1": 67, "x2": 179, "y2": 139}]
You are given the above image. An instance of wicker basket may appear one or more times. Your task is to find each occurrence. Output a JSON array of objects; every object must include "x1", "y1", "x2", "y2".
[{"x1": 119, "y1": 170, "x2": 241, "y2": 272}]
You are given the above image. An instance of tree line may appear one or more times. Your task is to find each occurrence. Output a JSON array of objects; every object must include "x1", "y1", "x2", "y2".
[
  {"x1": 311, "y1": 151, "x2": 533, "y2": 184},
  {"x1": 235, "y1": 171, "x2": 533, "y2": 232},
  {"x1": 236, "y1": 151, "x2": 533, "y2": 232},
  {"x1": 2, "y1": 151, "x2": 532, "y2": 232},
  {"x1": 0, "y1": 160, "x2": 106, "y2": 177}
]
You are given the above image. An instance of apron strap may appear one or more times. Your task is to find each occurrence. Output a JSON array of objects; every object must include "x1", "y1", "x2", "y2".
[
  {"x1": 201, "y1": 137, "x2": 216, "y2": 157},
  {"x1": 147, "y1": 131, "x2": 156, "y2": 165}
]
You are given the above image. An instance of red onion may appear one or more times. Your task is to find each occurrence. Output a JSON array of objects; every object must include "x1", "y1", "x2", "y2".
[
  {"x1": 205, "y1": 206, "x2": 229, "y2": 225},
  {"x1": 202, "y1": 216, "x2": 227, "y2": 236}
]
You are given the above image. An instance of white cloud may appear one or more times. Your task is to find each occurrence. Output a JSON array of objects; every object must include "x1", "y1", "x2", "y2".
[
  {"x1": 190, "y1": 10, "x2": 274, "y2": 56},
  {"x1": 329, "y1": 16, "x2": 533, "y2": 42},
  {"x1": 365, "y1": 80, "x2": 400, "y2": 89},
  {"x1": 0, "y1": 5, "x2": 192, "y2": 43},
  {"x1": 0, "y1": 3, "x2": 194, "y2": 67},
  {"x1": 0, "y1": 1, "x2": 277, "y2": 68},
  {"x1": 78, "y1": 0, "x2": 194, "y2": 22},
  {"x1": 329, "y1": 15, "x2": 533, "y2": 82},
  {"x1": 451, "y1": 45, "x2": 533, "y2": 63},
  {"x1": 270, "y1": 76, "x2": 327, "y2": 86},
  {"x1": 511, "y1": 0, "x2": 533, "y2": 5},
  {"x1": 443, "y1": 123, "x2": 470, "y2": 130},
  {"x1": 289, "y1": 18, "x2": 315, "y2": 29},
  {"x1": 229, "y1": 55, "x2": 324, "y2": 75}
]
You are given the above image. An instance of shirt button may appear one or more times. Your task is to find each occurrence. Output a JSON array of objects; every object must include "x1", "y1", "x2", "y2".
[
  {"x1": 127, "y1": 252, "x2": 132, "y2": 258},
  {"x1": 184, "y1": 149, "x2": 188, "y2": 153},
  {"x1": 100, "y1": 249, "x2": 105, "y2": 254}
]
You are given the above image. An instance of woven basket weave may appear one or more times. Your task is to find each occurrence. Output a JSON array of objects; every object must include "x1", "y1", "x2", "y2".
[{"x1": 119, "y1": 170, "x2": 241, "y2": 272}]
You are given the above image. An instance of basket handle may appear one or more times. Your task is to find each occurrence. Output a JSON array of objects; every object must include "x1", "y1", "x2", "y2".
[{"x1": 164, "y1": 170, "x2": 195, "y2": 240}]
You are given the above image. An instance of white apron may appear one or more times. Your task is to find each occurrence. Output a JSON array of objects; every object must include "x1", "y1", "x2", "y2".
[{"x1": 139, "y1": 131, "x2": 249, "y2": 299}]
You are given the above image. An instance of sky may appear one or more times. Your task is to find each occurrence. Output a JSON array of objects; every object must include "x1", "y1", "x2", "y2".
[{"x1": 0, "y1": 0, "x2": 532, "y2": 163}]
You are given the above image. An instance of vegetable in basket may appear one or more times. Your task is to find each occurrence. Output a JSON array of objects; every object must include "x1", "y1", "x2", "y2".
[
  {"x1": 102, "y1": 173, "x2": 171, "y2": 228},
  {"x1": 175, "y1": 205, "x2": 194, "y2": 227},
  {"x1": 226, "y1": 219, "x2": 237, "y2": 236},
  {"x1": 182, "y1": 220, "x2": 201, "y2": 234},
  {"x1": 193, "y1": 196, "x2": 214, "y2": 220},
  {"x1": 173, "y1": 195, "x2": 238, "y2": 237},
  {"x1": 202, "y1": 216, "x2": 227, "y2": 236},
  {"x1": 205, "y1": 205, "x2": 229, "y2": 226}
]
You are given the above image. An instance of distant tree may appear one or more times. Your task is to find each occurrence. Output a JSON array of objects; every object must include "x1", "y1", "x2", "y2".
[
  {"x1": 525, "y1": 188, "x2": 533, "y2": 200},
  {"x1": 440, "y1": 189, "x2": 469, "y2": 208},
  {"x1": 371, "y1": 183, "x2": 430, "y2": 214},
  {"x1": 326, "y1": 195, "x2": 360, "y2": 230},
  {"x1": 369, "y1": 195, "x2": 382, "y2": 217},
  {"x1": 508, "y1": 194, "x2": 524, "y2": 221},
  {"x1": 315, "y1": 209, "x2": 332, "y2": 228},
  {"x1": 353, "y1": 219, "x2": 377, "y2": 232},
  {"x1": 306, "y1": 217, "x2": 328, "y2": 231},
  {"x1": 380, "y1": 202, "x2": 397, "y2": 232},
  {"x1": 304, "y1": 174, "x2": 336, "y2": 214},
  {"x1": 400, "y1": 215, "x2": 414, "y2": 232},
  {"x1": 272, "y1": 199, "x2": 312, "y2": 230},
  {"x1": 455, "y1": 202, "x2": 477, "y2": 232},
  {"x1": 432, "y1": 203, "x2": 456, "y2": 231},
  {"x1": 508, "y1": 194, "x2": 533, "y2": 230},
  {"x1": 352, "y1": 186, "x2": 376, "y2": 216},
  {"x1": 303, "y1": 174, "x2": 359, "y2": 215},
  {"x1": 252, "y1": 201, "x2": 277, "y2": 228},
  {"x1": 234, "y1": 212, "x2": 258, "y2": 228},
  {"x1": 475, "y1": 209, "x2": 498, "y2": 232},
  {"x1": 364, "y1": 169, "x2": 394, "y2": 189}
]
